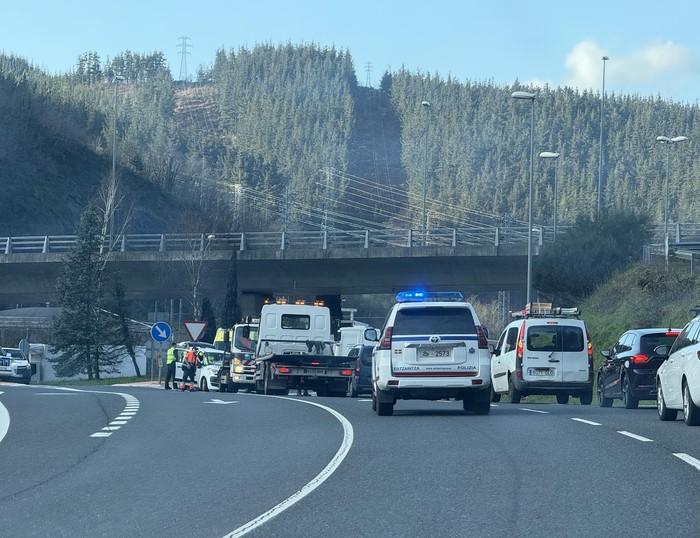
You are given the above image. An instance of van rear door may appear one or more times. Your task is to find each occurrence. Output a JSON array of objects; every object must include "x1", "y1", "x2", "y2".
[{"x1": 522, "y1": 322, "x2": 588, "y2": 383}]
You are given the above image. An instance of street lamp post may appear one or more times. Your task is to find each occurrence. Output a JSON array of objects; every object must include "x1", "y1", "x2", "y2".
[
  {"x1": 656, "y1": 135, "x2": 688, "y2": 237},
  {"x1": 421, "y1": 100, "x2": 431, "y2": 245},
  {"x1": 539, "y1": 152, "x2": 560, "y2": 237},
  {"x1": 110, "y1": 75, "x2": 126, "y2": 247},
  {"x1": 512, "y1": 91, "x2": 537, "y2": 305},
  {"x1": 598, "y1": 56, "x2": 609, "y2": 214}
]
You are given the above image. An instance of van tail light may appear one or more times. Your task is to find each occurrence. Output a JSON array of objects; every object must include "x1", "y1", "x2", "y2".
[
  {"x1": 277, "y1": 366, "x2": 292, "y2": 374},
  {"x1": 340, "y1": 369, "x2": 353, "y2": 376},
  {"x1": 515, "y1": 321, "x2": 525, "y2": 378},
  {"x1": 378, "y1": 327, "x2": 393, "y2": 350},
  {"x1": 476, "y1": 326, "x2": 489, "y2": 349},
  {"x1": 355, "y1": 358, "x2": 361, "y2": 375},
  {"x1": 631, "y1": 354, "x2": 650, "y2": 364},
  {"x1": 586, "y1": 327, "x2": 593, "y2": 362}
]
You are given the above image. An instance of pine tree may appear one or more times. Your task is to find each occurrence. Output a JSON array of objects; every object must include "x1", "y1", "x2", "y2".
[
  {"x1": 221, "y1": 252, "x2": 241, "y2": 329},
  {"x1": 200, "y1": 298, "x2": 217, "y2": 343},
  {"x1": 51, "y1": 204, "x2": 120, "y2": 379}
]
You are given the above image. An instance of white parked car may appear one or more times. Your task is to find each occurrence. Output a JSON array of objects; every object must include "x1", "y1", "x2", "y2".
[
  {"x1": 173, "y1": 346, "x2": 225, "y2": 391},
  {"x1": 0, "y1": 347, "x2": 33, "y2": 384},
  {"x1": 490, "y1": 303, "x2": 593, "y2": 404},
  {"x1": 655, "y1": 315, "x2": 700, "y2": 426}
]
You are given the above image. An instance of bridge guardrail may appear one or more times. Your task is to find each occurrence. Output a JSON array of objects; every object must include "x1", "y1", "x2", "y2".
[{"x1": 3, "y1": 223, "x2": 694, "y2": 256}]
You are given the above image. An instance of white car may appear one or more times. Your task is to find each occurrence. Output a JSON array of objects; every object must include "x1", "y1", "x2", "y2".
[
  {"x1": 655, "y1": 316, "x2": 700, "y2": 426},
  {"x1": 0, "y1": 347, "x2": 33, "y2": 384},
  {"x1": 174, "y1": 346, "x2": 225, "y2": 391},
  {"x1": 372, "y1": 291, "x2": 492, "y2": 416},
  {"x1": 490, "y1": 303, "x2": 593, "y2": 404}
]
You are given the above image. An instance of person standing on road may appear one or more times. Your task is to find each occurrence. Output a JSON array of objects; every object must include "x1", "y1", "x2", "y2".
[
  {"x1": 164, "y1": 342, "x2": 177, "y2": 390},
  {"x1": 181, "y1": 346, "x2": 199, "y2": 392}
]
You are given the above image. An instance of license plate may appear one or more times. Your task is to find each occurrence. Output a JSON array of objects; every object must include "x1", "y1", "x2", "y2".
[
  {"x1": 419, "y1": 349, "x2": 451, "y2": 359},
  {"x1": 528, "y1": 368, "x2": 554, "y2": 376}
]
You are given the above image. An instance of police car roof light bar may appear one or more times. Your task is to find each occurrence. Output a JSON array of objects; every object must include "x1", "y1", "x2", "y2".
[{"x1": 396, "y1": 291, "x2": 464, "y2": 303}]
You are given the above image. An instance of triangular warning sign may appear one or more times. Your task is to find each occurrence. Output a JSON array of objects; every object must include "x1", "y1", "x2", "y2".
[{"x1": 183, "y1": 320, "x2": 208, "y2": 342}]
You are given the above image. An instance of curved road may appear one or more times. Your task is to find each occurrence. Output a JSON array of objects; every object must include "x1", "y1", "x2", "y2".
[{"x1": 1, "y1": 383, "x2": 699, "y2": 537}]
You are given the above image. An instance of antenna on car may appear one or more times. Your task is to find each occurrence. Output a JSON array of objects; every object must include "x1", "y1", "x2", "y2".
[{"x1": 691, "y1": 305, "x2": 700, "y2": 316}]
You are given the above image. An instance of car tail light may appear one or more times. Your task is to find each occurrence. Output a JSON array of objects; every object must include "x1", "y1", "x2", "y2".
[
  {"x1": 476, "y1": 326, "x2": 489, "y2": 349},
  {"x1": 310, "y1": 361, "x2": 320, "y2": 366},
  {"x1": 355, "y1": 358, "x2": 361, "y2": 375},
  {"x1": 340, "y1": 369, "x2": 353, "y2": 376},
  {"x1": 277, "y1": 366, "x2": 292, "y2": 374},
  {"x1": 378, "y1": 326, "x2": 393, "y2": 350},
  {"x1": 631, "y1": 354, "x2": 650, "y2": 364},
  {"x1": 515, "y1": 321, "x2": 525, "y2": 378}
]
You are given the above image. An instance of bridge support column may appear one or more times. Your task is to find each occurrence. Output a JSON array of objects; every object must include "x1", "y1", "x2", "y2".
[{"x1": 239, "y1": 293, "x2": 267, "y2": 317}]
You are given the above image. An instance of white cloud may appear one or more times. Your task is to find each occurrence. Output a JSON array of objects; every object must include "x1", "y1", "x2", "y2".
[{"x1": 560, "y1": 39, "x2": 699, "y2": 101}]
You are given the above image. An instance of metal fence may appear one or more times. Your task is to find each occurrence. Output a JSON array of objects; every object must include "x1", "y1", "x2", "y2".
[{"x1": 2, "y1": 222, "x2": 695, "y2": 256}]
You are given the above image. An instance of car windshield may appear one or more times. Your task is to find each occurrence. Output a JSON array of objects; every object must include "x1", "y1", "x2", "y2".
[
  {"x1": 360, "y1": 347, "x2": 373, "y2": 366},
  {"x1": 200, "y1": 351, "x2": 223, "y2": 365},
  {"x1": 6, "y1": 349, "x2": 25, "y2": 360},
  {"x1": 234, "y1": 326, "x2": 257, "y2": 352},
  {"x1": 393, "y1": 306, "x2": 476, "y2": 335}
]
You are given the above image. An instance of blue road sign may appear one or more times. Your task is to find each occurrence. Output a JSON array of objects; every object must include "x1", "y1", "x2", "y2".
[{"x1": 151, "y1": 322, "x2": 172, "y2": 342}]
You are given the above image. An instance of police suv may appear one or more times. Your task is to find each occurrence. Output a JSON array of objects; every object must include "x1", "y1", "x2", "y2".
[{"x1": 372, "y1": 291, "x2": 492, "y2": 416}]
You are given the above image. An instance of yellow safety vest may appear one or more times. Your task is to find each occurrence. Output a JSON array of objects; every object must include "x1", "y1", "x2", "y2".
[{"x1": 166, "y1": 347, "x2": 176, "y2": 365}]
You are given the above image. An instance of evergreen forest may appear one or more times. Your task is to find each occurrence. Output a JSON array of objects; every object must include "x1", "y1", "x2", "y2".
[{"x1": 1, "y1": 43, "x2": 699, "y2": 238}]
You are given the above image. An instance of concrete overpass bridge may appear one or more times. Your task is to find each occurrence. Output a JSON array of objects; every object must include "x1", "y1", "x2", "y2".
[{"x1": 0, "y1": 226, "x2": 541, "y2": 314}]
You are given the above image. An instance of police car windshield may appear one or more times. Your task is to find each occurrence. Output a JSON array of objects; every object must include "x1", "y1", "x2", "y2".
[{"x1": 393, "y1": 307, "x2": 477, "y2": 335}]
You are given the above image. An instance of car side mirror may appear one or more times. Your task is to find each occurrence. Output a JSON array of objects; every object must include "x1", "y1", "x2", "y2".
[
  {"x1": 488, "y1": 343, "x2": 496, "y2": 355},
  {"x1": 654, "y1": 344, "x2": 670, "y2": 358},
  {"x1": 600, "y1": 349, "x2": 611, "y2": 359},
  {"x1": 364, "y1": 328, "x2": 379, "y2": 342}
]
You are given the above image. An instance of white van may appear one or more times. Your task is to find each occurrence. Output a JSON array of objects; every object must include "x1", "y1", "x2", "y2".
[{"x1": 490, "y1": 303, "x2": 593, "y2": 404}]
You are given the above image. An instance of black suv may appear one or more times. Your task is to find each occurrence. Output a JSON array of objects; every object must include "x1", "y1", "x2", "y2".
[{"x1": 597, "y1": 328, "x2": 680, "y2": 408}]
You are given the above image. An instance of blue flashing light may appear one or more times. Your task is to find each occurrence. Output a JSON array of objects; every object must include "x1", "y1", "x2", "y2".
[{"x1": 396, "y1": 291, "x2": 464, "y2": 303}]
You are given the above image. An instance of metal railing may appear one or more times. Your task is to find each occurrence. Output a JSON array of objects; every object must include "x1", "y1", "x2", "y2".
[{"x1": 2, "y1": 222, "x2": 693, "y2": 256}]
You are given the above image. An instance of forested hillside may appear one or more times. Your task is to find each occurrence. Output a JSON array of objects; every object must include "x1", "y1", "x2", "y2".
[{"x1": 1, "y1": 43, "x2": 699, "y2": 237}]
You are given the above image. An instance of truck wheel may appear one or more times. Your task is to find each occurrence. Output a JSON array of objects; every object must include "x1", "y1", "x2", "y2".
[
  {"x1": 255, "y1": 380, "x2": 265, "y2": 394},
  {"x1": 218, "y1": 382, "x2": 227, "y2": 393},
  {"x1": 227, "y1": 381, "x2": 238, "y2": 394}
]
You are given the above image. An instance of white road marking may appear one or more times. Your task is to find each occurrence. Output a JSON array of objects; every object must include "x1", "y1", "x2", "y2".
[
  {"x1": 224, "y1": 395, "x2": 354, "y2": 538},
  {"x1": 571, "y1": 418, "x2": 601, "y2": 426},
  {"x1": 0, "y1": 399, "x2": 9, "y2": 444},
  {"x1": 520, "y1": 408, "x2": 550, "y2": 414},
  {"x1": 206, "y1": 399, "x2": 238, "y2": 404},
  {"x1": 674, "y1": 453, "x2": 700, "y2": 471},
  {"x1": 617, "y1": 431, "x2": 653, "y2": 442}
]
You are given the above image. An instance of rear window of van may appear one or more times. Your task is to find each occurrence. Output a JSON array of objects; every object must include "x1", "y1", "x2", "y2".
[
  {"x1": 526, "y1": 325, "x2": 584, "y2": 352},
  {"x1": 393, "y1": 307, "x2": 477, "y2": 335}
]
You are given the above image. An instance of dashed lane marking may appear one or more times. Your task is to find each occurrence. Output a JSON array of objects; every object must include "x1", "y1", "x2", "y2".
[
  {"x1": 520, "y1": 408, "x2": 550, "y2": 414},
  {"x1": 674, "y1": 453, "x2": 700, "y2": 471},
  {"x1": 617, "y1": 431, "x2": 653, "y2": 442},
  {"x1": 571, "y1": 418, "x2": 601, "y2": 426}
]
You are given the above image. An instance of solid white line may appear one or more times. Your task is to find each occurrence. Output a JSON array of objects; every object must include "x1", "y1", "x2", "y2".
[
  {"x1": 520, "y1": 408, "x2": 550, "y2": 414},
  {"x1": 571, "y1": 418, "x2": 601, "y2": 426},
  {"x1": 674, "y1": 453, "x2": 700, "y2": 471},
  {"x1": 0, "y1": 399, "x2": 9, "y2": 445},
  {"x1": 223, "y1": 396, "x2": 354, "y2": 538},
  {"x1": 617, "y1": 431, "x2": 653, "y2": 442}
]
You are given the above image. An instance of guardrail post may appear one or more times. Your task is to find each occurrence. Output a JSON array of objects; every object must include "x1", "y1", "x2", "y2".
[
  {"x1": 364, "y1": 230, "x2": 369, "y2": 249},
  {"x1": 495, "y1": 227, "x2": 500, "y2": 247},
  {"x1": 408, "y1": 229, "x2": 413, "y2": 247},
  {"x1": 159, "y1": 235, "x2": 165, "y2": 252},
  {"x1": 323, "y1": 230, "x2": 328, "y2": 250},
  {"x1": 452, "y1": 228, "x2": 457, "y2": 247},
  {"x1": 120, "y1": 235, "x2": 126, "y2": 252},
  {"x1": 281, "y1": 232, "x2": 286, "y2": 251},
  {"x1": 4, "y1": 237, "x2": 10, "y2": 254},
  {"x1": 676, "y1": 223, "x2": 681, "y2": 243},
  {"x1": 240, "y1": 233, "x2": 246, "y2": 251},
  {"x1": 43, "y1": 236, "x2": 49, "y2": 253}
]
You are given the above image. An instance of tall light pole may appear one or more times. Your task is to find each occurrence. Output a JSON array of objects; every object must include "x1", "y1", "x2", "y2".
[
  {"x1": 597, "y1": 56, "x2": 609, "y2": 214},
  {"x1": 539, "y1": 152, "x2": 560, "y2": 237},
  {"x1": 110, "y1": 75, "x2": 126, "y2": 247},
  {"x1": 512, "y1": 91, "x2": 537, "y2": 304},
  {"x1": 656, "y1": 135, "x2": 688, "y2": 237},
  {"x1": 421, "y1": 100, "x2": 431, "y2": 245}
]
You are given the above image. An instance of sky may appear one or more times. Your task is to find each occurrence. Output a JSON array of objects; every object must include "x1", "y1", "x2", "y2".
[{"x1": 2, "y1": 0, "x2": 700, "y2": 104}]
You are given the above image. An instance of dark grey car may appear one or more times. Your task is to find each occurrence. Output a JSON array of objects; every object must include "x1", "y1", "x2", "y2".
[{"x1": 349, "y1": 344, "x2": 373, "y2": 397}]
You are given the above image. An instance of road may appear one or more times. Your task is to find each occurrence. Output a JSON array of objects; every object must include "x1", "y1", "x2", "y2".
[{"x1": 1, "y1": 383, "x2": 699, "y2": 537}]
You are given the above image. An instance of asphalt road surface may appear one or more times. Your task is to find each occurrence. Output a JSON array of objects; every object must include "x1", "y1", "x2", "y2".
[{"x1": 1, "y1": 382, "x2": 699, "y2": 538}]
